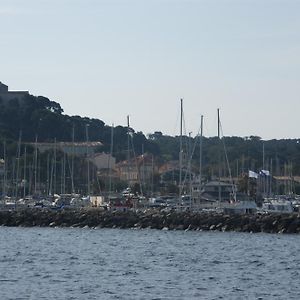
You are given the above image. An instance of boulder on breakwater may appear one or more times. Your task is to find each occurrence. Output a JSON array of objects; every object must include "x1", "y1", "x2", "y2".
[{"x1": 1, "y1": 208, "x2": 300, "y2": 234}]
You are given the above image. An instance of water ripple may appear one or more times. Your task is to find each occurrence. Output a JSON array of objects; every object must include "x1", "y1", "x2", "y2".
[{"x1": 0, "y1": 228, "x2": 300, "y2": 299}]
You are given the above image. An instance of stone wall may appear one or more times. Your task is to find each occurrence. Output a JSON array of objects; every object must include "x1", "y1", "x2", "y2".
[{"x1": 1, "y1": 209, "x2": 300, "y2": 234}]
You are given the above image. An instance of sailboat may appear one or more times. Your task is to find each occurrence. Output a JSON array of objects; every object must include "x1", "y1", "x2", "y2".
[
  {"x1": 176, "y1": 99, "x2": 205, "y2": 211},
  {"x1": 215, "y1": 109, "x2": 257, "y2": 214}
]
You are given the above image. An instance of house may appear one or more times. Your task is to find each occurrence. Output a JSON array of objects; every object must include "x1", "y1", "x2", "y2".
[
  {"x1": 88, "y1": 152, "x2": 116, "y2": 170},
  {"x1": 158, "y1": 160, "x2": 180, "y2": 174},
  {"x1": 94, "y1": 153, "x2": 119, "y2": 186},
  {"x1": 116, "y1": 153, "x2": 155, "y2": 185},
  {"x1": 158, "y1": 159, "x2": 196, "y2": 186}
]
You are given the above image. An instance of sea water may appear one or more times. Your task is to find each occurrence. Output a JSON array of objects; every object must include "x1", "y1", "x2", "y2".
[{"x1": 0, "y1": 227, "x2": 300, "y2": 299}]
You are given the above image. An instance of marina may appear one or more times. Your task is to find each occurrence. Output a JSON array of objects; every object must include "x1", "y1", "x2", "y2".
[
  {"x1": 1, "y1": 96, "x2": 300, "y2": 223},
  {"x1": 2, "y1": 1, "x2": 300, "y2": 299}
]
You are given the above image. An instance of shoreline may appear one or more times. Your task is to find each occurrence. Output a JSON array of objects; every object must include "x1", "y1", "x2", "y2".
[{"x1": 1, "y1": 209, "x2": 300, "y2": 234}]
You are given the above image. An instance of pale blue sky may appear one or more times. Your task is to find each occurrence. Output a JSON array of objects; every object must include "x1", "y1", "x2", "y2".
[{"x1": 1, "y1": 0, "x2": 300, "y2": 139}]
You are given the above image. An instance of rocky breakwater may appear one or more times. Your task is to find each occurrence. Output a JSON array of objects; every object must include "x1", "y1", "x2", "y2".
[{"x1": 1, "y1": 209, "x2": 300, "y2": 234}]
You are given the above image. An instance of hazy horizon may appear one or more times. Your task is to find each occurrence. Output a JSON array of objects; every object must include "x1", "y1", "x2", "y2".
[{"x1": 1, "y1": 0, "x2": 300, "y2": 140}]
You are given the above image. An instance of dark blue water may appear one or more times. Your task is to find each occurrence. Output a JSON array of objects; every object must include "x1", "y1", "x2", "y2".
[{"x1": 0, "y1": 227, "x2": 300, "y2": 300}]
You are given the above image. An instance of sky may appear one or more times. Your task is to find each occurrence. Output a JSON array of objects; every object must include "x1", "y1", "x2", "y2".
[{"x1": 1, "y1": 0, "x2": 300, "y2": 140}]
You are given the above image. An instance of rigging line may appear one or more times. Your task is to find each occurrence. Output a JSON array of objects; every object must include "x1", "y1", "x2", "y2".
[
  {"x1": 95, "y1": 165, "x2": 102, "y2": 194},
  {"x1": 181, "y1": 109, "x2": 190, "y2": 183},
  {"x1": 129, "y1": 133, "x2": 143, "y2": 197},
  {"x1": 66, "y1": 154, "x2": 74, "y2": 194},
  {"x1": 219, "y1": 121, "x2": 236, "y2": 201},
  {"x1": 180, "y1": 108, "x2": 188, "y2": 171},
  {"x1": 181, "y1": 123, "x2": 202, "y2": 188}
]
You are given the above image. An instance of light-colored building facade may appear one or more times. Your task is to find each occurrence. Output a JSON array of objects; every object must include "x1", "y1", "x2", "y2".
[
  {"x1": 89, "y1": 152, "x2": 116, "y2": 170},
  {"x1": 117, "y1": 154, "x2": 156, "y2": 185},
  {"x1": 29, "y1": 141, "x2": 103, "y2": 156}
]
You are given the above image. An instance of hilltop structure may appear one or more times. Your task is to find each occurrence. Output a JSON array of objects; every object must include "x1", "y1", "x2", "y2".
[
  {"x1": 28, "y1": 141, "x2": 103, "y2": 156},
  {"x1": 0, "y1": 82, "x2": 29, "y2": 102}
]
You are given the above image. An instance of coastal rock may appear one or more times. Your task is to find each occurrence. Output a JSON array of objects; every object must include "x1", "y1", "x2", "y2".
[{"x1": 0, "y1": 209, "x2": 299, "y2": 234}]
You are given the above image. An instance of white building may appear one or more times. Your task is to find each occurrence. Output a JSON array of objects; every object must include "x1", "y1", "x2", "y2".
[
  {"x1": 89, "y1": 153, "x2": 116, "y2": 170},
  {"x1": 29, "y1": 141, "x2": 103, "y2": 156}
]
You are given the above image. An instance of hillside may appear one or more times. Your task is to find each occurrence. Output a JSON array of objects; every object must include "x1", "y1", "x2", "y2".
[
  {"x1": 1, "y1": 89, "x2": 300, "y2": 177},
  {"x1": 0, "y1": 92, "x2": 159, "y2": 161}
]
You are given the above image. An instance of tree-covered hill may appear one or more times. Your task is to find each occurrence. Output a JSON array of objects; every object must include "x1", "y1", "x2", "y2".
[
  {"x1": 0, "y1": 92, "x2": 300, "y2": 175},
  {"x1": 149, "y1": 132, "x2": 300, "y2": 176},
  {"x1": 0, "y1": 94, "x2": 159, "y2": 161}
]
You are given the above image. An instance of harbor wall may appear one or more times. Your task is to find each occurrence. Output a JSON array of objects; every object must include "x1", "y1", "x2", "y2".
[{"x1": 1, "y1": 209, "x2": 300, "y2": 234}]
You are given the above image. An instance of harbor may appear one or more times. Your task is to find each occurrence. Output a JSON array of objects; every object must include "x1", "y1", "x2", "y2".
[
  {"x1": 2, "y1": 2, "x2": 300, "y2": 299},
  {"x1": 1, "y1": 89, "x2": 300, "y2": 227}
]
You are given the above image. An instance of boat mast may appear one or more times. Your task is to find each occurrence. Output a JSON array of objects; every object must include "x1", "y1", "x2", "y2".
[
  {"x1": 15, "y1": 130, "x2": 22, "y2": 201},
  {"x1": 141, "y1": 143, "x2": 145, "y2": 193},
  {"x1": 218, "y1": 109, "x2": 221, "y2": 204},
  {"x1": 64, "y1": 152, "x2": 66, "y2": 195},
  {"x1": 3, "y1": 140, "x2": 6, "y2": 198},
  {"x1": 49, "y1": 152, "x2": 54, "y2": 196},
  {"x1": 262, "y1": 142, "x2": 265, "y2": 171},
  {"x1": 60, "y1": 156, "x2": 63, "y2": 195},
  {"x1": 269, "y1": 158, "x2": 272, "y2": 196},
  {"x1": 179, "y1": 98, "x2": 183, "y2": 198},
  {"x1": 71, "y1": 123, "x2": 75, "y2": 194},
  {"x1": 188, "y1": 131, "x2": 192, "y2": 208},
  {"x1": 126, "y1": 115, "x2": 143, "y2": 197},
  {"x1": 199, "y1": 115, "x2": 203, "y2": 198},
  {"x1": 46, "y1": 153, "x2": 50, "y2": 196},
  {"x1": 108, "y1": 123, "x2": 114, "y2": 197},
  {"x1": 53, "y1": 138, "x2": 57, "y2": 195},
  {"x1": 85, "y1": 124, "x2": 90, "y2": 196},
  {"x1": 151, "y1": 154, "x2": 154, "y2": 197},
  {"x1": 60, "y1": 153, "x2": 66, "y2": 195},
  {"x1": 23, "y1": 146, "x2": 27, "y2": 199},
  {"x1": 262, "y1": 142, "x2": 265, "y2": 196},
  {"x1": 34, "y1": 134, "x2": 38, "y2": 195},
  {"x1": 127, "y1": 115, "x2": 130, "y2": 185}
]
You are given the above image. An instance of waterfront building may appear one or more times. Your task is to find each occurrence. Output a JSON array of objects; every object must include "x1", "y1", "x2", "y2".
[{"x1": 116, "y1": 154, "x2": 156, "y2": 186}]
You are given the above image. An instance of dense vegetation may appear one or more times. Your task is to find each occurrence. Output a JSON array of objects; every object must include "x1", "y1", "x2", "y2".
[
  {"x1": 149, "y1": 132, "x2": 300, "y2": 177},
  {"x1": 0, "y1": 93, "x2": 300, "y2": 196},
  {"x1": 1, "y1": 93, "x2": 300, "y2": 173},
  {"x1": 0, "y1": 94, "x2": 159, "y2": 161}
]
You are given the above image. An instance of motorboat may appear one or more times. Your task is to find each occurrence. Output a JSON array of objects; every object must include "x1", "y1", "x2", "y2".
[{"x1": 259, "y1": 198, "x2": 294, "y2": 214}]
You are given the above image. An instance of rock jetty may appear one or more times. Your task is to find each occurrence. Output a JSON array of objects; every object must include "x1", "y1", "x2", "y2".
[{"x1": 1, "y1": 209, "x2": 300, "y2": 234}]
